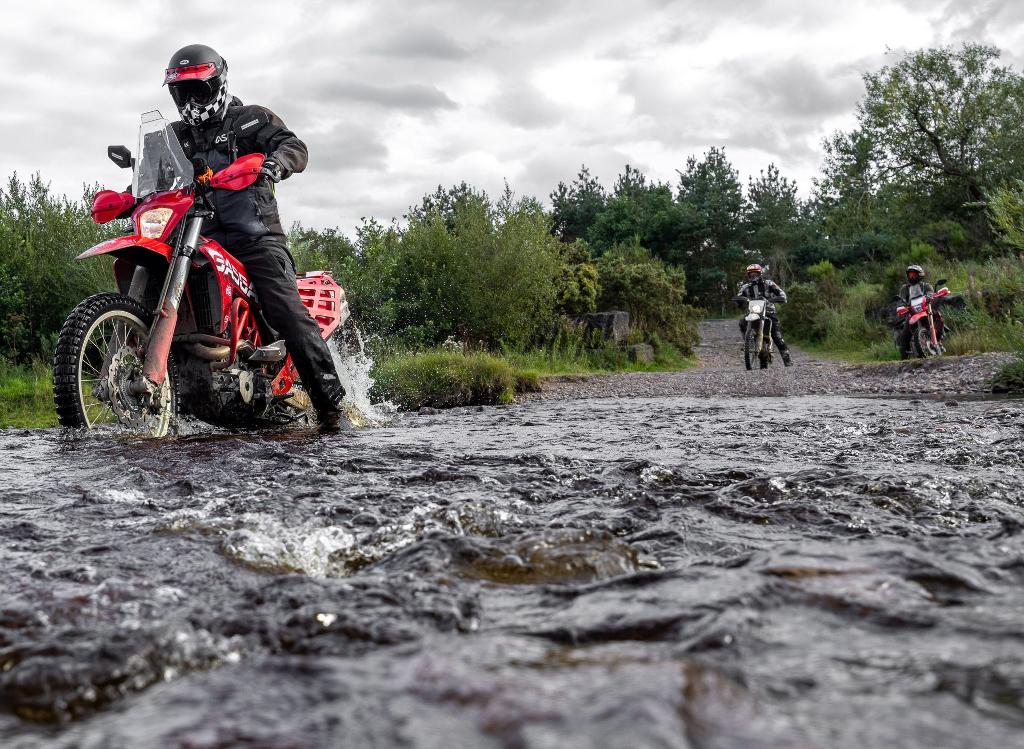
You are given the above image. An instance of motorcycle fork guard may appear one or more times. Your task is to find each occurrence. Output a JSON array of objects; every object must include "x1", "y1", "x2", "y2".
[{"x1": 143, "y1": 218, "x2": 202, "y2": 387}]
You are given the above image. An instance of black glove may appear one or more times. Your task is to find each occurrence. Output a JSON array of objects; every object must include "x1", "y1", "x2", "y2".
[{"x1": 260, "y1": 159, "x2": 283, "y2": 183}]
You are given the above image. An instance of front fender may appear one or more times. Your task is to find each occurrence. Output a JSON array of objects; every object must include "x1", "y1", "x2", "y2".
[
  {"x1": 745, "y1": 313, "x2": 761, "y2": 322},
  {"x1": 908, "y1": 311, "x2": 929, "y2": 326},
  {"x1": 76, "y1": 235, "x2": 173, "y2": 261}
]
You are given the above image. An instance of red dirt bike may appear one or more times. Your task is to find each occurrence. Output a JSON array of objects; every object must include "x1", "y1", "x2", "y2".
[
  {"x1": 53, "y1": 111, "x2": 355, "y2": 436},
  {"x1": 895, "y1": 281, "x2": 950, "y2": 358}
]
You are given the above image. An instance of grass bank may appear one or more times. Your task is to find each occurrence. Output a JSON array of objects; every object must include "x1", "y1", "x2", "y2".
[
  {"x1": 0, "y1": 361, "x2": 57, "y2": 429},
  {"x1": 0, "y1": 343, "x2": 697, "y2": 427},
  {"x1": 372, "y1": 342, "x2": 695, "y2": 411}
]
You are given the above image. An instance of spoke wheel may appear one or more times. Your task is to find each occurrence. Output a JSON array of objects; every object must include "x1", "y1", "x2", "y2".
[
  {"x1": 911, "y1": 325, "x2": 942, "y2": 358},
  {"x1": 53, "y1": 293, "x2": 177, "y2": 436},
  {"x1": 743, "y1": 324, "x2": 759, "y2": 371}
]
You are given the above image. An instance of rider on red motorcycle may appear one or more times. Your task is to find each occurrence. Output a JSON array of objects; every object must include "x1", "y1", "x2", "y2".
[
  {"x1": 164, "y1": 44, "x2": 345, "y2": 423},
  {"x1": 894, "y1": 264, "x2": 941, "y2": 357}
]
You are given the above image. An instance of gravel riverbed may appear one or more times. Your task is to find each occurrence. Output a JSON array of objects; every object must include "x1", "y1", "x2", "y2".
[{"x1": 526, "y1": 320, "x2": 1017, "y2": 402}]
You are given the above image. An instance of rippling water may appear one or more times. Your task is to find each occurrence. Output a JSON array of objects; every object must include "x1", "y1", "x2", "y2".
[{"x1": 2, "y1": 395, "x2": 1023, "y2": 748}]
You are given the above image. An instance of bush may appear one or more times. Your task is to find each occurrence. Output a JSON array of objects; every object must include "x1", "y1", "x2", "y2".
[
  {"x1": 372, "y1": 350, "x2": 539, "y2": 410},
  {"x1": 992, "y1": 356, "x2": 1024, "y2": 392},
  {"x1": 554, "y1": 240, "x2": 599, "y2": 315},
  {"x1": 779, "y1": 282, "x2": 830, "y2": 342},
  {"x1": 594, "y1": 241, "x2": 698, "y2": 353},
  {"x1": 0, "y1": 174, "x2": 117, "y2": 362}
]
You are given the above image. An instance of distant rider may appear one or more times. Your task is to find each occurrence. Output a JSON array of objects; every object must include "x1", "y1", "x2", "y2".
[
  {"x1": 163, "y1": 44, "x2": 346, "y2": 425},
  {"x1": 894, "y1": 264, "x2": 937, "y2": 358},
  {"x1": 737, "y1": 263, "x2": 792, "y2": 366}
]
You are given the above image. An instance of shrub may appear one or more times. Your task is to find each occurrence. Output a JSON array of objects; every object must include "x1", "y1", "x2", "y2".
[
  {"x1": 779, "y1": 282, "x2": 830, "y2": 342},
  {"x1": 372, "y1": 350, "x2": 539, "y2": 409},
  {"x1": 594, "y1": 240, "x2": 698, "y2": 353},
  {"x1": 0, "y1": 174, "x2": 117, "y2": 362},
  {"x1": 386, "y1": 187, "x2": 562, "y2": 349},
  {"x1": 554, "y1": 240, "x2": 599, "y2": 315}
]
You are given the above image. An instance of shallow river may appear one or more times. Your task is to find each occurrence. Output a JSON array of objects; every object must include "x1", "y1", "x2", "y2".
[{"x1": 2, "y1": 394, "x2": 1023, "y2": 748}]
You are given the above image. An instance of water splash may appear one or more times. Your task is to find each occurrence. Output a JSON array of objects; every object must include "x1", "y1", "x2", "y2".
[{"x1": 328, "y1": 331, "x2": 396, "y2": 428}]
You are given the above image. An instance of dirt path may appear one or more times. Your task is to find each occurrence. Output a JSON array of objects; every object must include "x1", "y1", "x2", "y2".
[{"x1": 527, "y1": 319, "x2": 1016, "y2": 401}]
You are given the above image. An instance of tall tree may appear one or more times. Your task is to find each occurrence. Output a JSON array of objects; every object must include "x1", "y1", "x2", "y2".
[
  {"x1": 587, "y1": 164, "x2": 695, "y2": 263},
  {"x1": 744, "y1": 164, "x2": 802, "y2": 284},
  {"x1": 857, "y1": 43, "x2": 1024, "y2": 245},
  {"x1": 676, "y1": 147, "x2": 745, "y2": 310},
  {"x1": 549, "y1": 166, "x2": 606, "y2": 243}
]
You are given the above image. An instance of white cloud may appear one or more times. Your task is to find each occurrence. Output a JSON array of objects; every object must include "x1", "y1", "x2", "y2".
[{"x1": 0, "y1": 0, "x2": 1020, "y2": 235}]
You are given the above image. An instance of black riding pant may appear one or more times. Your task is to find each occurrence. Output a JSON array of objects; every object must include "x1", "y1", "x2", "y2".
[
  {"x1": 229, "y1": 236, "x2": 344, "y2": 411},
  {"x1": 739, "y1": 312, "x2": 789, "y2": 353}
]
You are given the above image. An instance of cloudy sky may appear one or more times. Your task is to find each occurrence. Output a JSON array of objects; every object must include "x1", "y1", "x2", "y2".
[{"x1": 2, "y1": 0, "x2": 1023, "y2": 234}]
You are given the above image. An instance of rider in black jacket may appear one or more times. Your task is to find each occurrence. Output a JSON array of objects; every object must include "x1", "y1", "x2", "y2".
[
  {"x1": 737, "y1": 263, "x2": 792, "y2": 366},
  {"x1": 164, "y1": 44, "x2": 345, "y2": 424},
  {"x1": 893, "y1": 264, "x2": 937, "y2": 357}
]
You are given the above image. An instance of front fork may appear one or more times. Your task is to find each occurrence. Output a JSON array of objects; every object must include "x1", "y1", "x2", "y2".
[{"x1": 133, "y1": 216, "x2": 203, "y2": 394}]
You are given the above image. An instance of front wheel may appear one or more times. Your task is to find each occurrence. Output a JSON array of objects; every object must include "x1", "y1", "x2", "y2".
[
  {"x1": 53, "y1": 293, "x2": 177, "y2": 437},
  {"x1": 910, "y1": 324, "x2": 943, "y2": 358},
  {"x1": 743, "y1": 324, "x2": 759, "y2": 370}
]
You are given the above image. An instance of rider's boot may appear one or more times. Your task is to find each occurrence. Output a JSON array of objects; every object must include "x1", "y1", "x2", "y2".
[
  {"x1": 781, "y1": 348, "x2": 793, "y2": 367},
  {"x1": 309, "y1": 374, "x2": 350, "y2": 431}
]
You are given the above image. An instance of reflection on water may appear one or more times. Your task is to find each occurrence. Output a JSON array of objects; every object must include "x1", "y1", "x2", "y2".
[{"x1": 1, "y1": 395, "x2": 1023, "y2": 747}]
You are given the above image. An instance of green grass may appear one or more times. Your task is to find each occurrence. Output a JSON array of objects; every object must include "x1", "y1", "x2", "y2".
[
  {"x1": 991, "y1": 356, "x2": 1024, "y2": 392},
  {"x1": 372, "y1": 343, "x2": 695, "y2": 411},
  {"x1": 1, "y1": 340, "x2": 698, "y2": 426},
  {"x1": 0, "y1": 360, "x2": 57, "y2": 429},
  {"x1": 504, "y1": 341, "x2": 694, "y2": 376},
  {"x1": 371, "y1": 350, "x2": 540, "y2": 410}
]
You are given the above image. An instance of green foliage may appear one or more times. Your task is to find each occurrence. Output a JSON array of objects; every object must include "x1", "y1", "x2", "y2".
[
  {"x1": 389, "y1": 185, "x2": 561, "y2": 349},
  {"x1": 987, "y1": 179, "x2": 1024, "y2": 251},
  {"x1": 553, "y1": 240, "x2": 599, "y2": 315},
  {"x1": 371, "y1": 350, "x2": 539, "y2": 410},
  {"x1": 550, "y1": 166, "x2": 606, "y2": 243},
  {"x1": 594, "y1": 241, "x2": 698, "y2": 353},
  {"x1": 0, "y1": 174, "x2": 117, "y2": 362},
  {"x1": 780, "y1": 282, "x2": 831, "y2": 342},
  {"x1": 744, "y1": 164, "x2": 803, "y2": 284},
  {"x1": 992, "y1": 357, "x2": 1024, "y2": 392},
  {"x1": 0, "y1": 358, "x2": 56, "y2": 428}
]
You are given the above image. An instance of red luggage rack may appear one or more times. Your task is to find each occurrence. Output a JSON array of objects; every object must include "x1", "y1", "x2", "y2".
[{"x1": 297, "y1": 272, "x2": 347, "y2": 339}]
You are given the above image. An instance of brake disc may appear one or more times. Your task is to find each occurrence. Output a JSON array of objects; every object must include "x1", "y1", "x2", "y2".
[{"x1": 107, "y1": 348, "x2": 171, "y2": 433}]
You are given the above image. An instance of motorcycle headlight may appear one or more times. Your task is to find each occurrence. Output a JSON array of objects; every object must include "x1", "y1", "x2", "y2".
[{"x1": 138, "y1": 208, "x2": 173, "y2": 239}]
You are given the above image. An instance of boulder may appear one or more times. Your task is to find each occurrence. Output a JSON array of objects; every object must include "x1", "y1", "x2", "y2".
[
  {"x1": 569, "y1": 311, "x2": 630, "y2": 343},
  {"x1": 626, "y1": 343, "x2": 655, "y2": 363}
]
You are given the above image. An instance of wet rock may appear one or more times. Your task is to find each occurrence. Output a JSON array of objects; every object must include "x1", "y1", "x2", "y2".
[{"x1": 418, "y1": 407, "x2": 440, "y2": 415}]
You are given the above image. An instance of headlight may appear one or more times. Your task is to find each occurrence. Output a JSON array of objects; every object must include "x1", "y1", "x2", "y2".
[{"x1": 138, "y1": 208, "x2": 173, "y2": 239}]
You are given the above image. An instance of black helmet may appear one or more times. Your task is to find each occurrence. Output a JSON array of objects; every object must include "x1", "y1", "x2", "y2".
[
  {"x1": 164, "y1": 44, "x2": 229, "y2": 127},
  {"x1": 906, "y1": 264, "x2": 925, "y2": 283}
]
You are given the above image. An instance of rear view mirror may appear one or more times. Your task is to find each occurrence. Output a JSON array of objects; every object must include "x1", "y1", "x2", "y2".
[
  {"x1": 210, "y1": 153, "x2": 264, "y2": 191},
  {"x1": 91, "y1": 190, "x2": 135, "y2": 224},
  {"x1": 108, "y1": 145, "x2": 133, "y2": 169},
  {"x1": 935, "y1": 278, "x2": 947, "y2": 286}
]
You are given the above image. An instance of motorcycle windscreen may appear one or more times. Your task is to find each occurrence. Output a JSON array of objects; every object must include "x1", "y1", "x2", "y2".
[{"x1": 132, "y1": 111, "x2": 192, "y2": 199}]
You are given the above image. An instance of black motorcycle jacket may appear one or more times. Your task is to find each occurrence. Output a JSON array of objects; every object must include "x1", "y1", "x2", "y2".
[
  {"x1": 171, "y1": 97, "x2": 307, "y2": 250},
  {"x1": 738, "y1": 278, "x2": 787, "y2": 315},
  {"x1": 897, "y1": 281, "x2": 935, "y2": 305}
]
